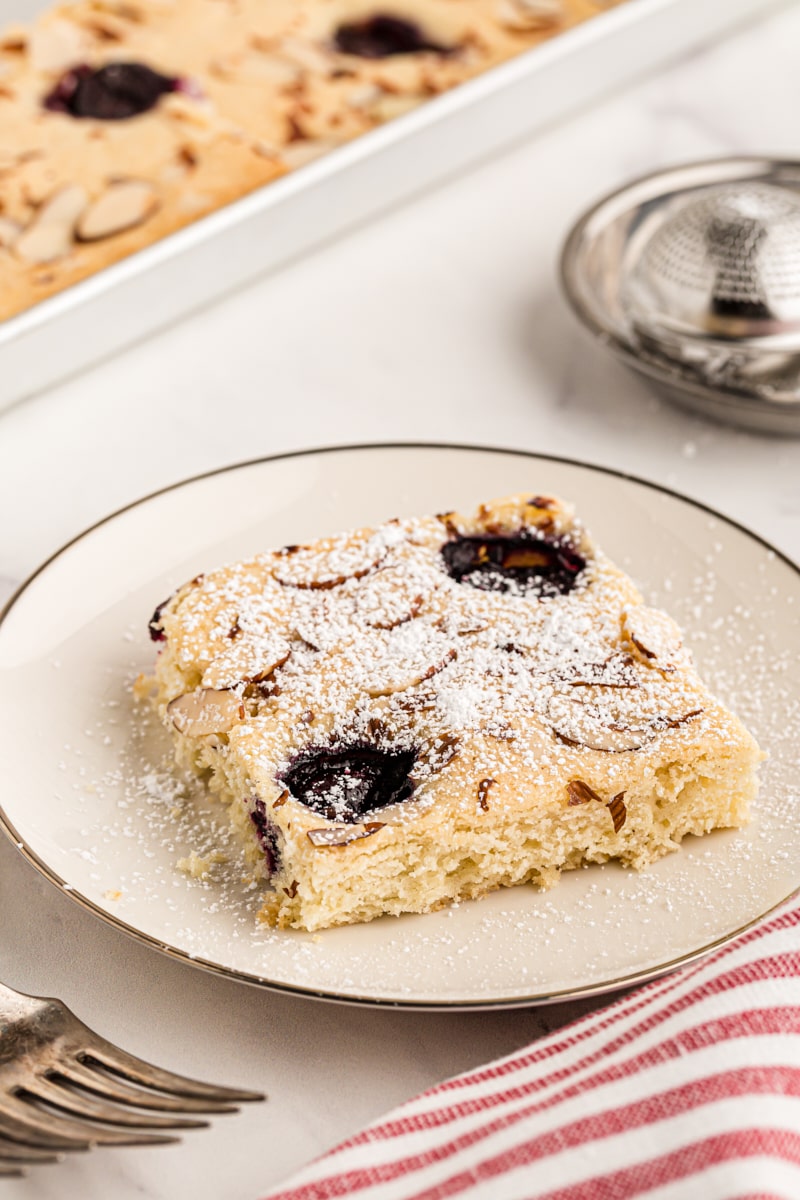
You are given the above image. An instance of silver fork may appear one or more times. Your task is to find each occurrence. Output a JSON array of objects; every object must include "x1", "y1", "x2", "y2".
[{"x1": 0, "y1": 980, "x2": 264, "y2": 1177}]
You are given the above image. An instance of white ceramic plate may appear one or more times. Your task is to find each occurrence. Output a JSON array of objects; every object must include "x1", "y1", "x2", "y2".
[{"x1": 1, "y1": 444, "x2": 798, "y2": 1009}]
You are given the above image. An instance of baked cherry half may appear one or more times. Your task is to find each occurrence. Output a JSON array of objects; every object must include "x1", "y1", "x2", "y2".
[
  {"x1": 281, "y1": 744, "x2": 417, "y2": 823},
  {"x1": 440, "y1": 533, "x2": 586, "y2": 596},
  {"x1": 333, "y1": 14, "x2": 450, "y2": 58},
  {"x1": 44, "y1": 62, "x2": 179, "y2": 119},
  {"x1": 147, "y1": 596, "x2": 171, "y2": 642},
  {"x1": 250, "y1": 800, "x2": 282, "y2": 875}
]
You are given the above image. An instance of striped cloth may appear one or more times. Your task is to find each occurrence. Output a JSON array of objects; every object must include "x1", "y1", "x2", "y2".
[{"x1": 263, "y1": 903, "x2": 800, "y2": 1200}]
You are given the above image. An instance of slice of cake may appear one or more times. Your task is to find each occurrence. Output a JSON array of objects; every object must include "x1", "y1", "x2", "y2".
[{"x1": 148, "y1": 493, "x2": 762, "y2": 931}]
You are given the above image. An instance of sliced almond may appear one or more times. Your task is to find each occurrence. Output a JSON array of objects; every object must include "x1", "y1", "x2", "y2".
[
  {"x1": 15, "y1": 184, "x2": 88, "y2": 264},
  {"x1": 477, "y1": 777, "x2": 495, "y2": 811},
  {"x1": 412, "y1": 733, "x2": 460, "y2": 789},
  {"x1": 347, "y1": 83, "x2": 384, "y2": 110},
  {"x1": 366, "y1": 646, "x2": 456, "y2": 698},
  {"x1": 353, "y1": 567, "x2": 427, "y2": 630},
  {"x1": 292, "y1": 596, "x2": 352, "y2": 651},
  {"x1": 566, "y1": 778, "x2": 603, "y2": 805},
  {"x1": 77, "y1": 180, "x2": 158, "y2": 241},
  {"x1": 30, "y1": 20, "x2": 86, "y2": 73},
  {"x1": 557, "y1": 654, "x2": 640, "y2": 689},
  {"x1": 273, "y1": 531, "x2": 387, "y2": 589},
  {"x1": 252, "y1": 139, "x2": 281, "y2": 161},
  {"x1": 370, "y1": 92, "x2": 424, "y2": 123},
  {"x1": 0, "y1": 217, "x2": 21, "y2": 248},
  {"x1": 566, "y1": 779, "x2": 626, "y2": 831},
  {"x1": 167, "y1": 687, "x2": 244, "y2": 736},
  {"x1": 358, "y1": 621, "x2": 456, "y2": 698},
  {"x1": 608, "y1": 792, "x2": 627, "y2": 833},
  {"x1": 161, "y1": 93, "x2": 215, "y2": 129},
  {"x1": 307, "y1": 822, "x2": 385, "y2": 847},
  {"x1": 497, "y1": 0, "x2": 564, "y2": 32},
  {"x1": 622, "y1": 606, "x2": 688, "y2": 672},
  {"x1": 548, "y1": 691, "x2": 702, "y2": 753},
  {"x1": 277, "y1": 36, "x2": 332, "y2": 75},
  {"x1": 660, "y1": 708, "x2": 704, "y2": 731},
  {"x1": 38, "y1": 183, "x2": 88, "y2": 225},
  {"x1": 202, "y1": 634, "x2": 291, "y2": 690},
  {"x1": 279, "y1": 139, "x2": 340, "y2": 171},
  {"x1": 547, "y1": 693, "x2": 649, "y2": 753}
]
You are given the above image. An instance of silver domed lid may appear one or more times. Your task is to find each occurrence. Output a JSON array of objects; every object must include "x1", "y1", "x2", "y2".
[
  {"x1": 625, "y1": 181, "x2": 800, "y2": 347},
  {"x1": 560, "y1": 157, "x2": 800, "y2": 436}
]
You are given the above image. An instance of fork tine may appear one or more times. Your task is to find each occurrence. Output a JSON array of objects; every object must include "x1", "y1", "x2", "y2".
[
  {"x1": 80, "y1": 1043, "x2": 264, "y2": 1104},
  {"x1": 0, "y1": 980, "x2": 264, "y2": 1176},
  {"x1": 54, "y1": 1062, "x2": 239, "y2": 1115},
  {"x1": 0, "y1": 1135, "x2": 61, "y2": 1165},
  {"x1": 0, "y1": 1093, "x2": 178, "y2": 1147},
  {"x1": 22, "y1": 1077, "x2": 209, "y2": 1131},
  {"x1": 0, "y1": 1110, "x2": 92, "y2": 1152}
]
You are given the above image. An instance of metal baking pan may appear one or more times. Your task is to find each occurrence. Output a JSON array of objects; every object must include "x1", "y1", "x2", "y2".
[{"x1": 0, "y1": 0, "x2": 784, "y2": 410}]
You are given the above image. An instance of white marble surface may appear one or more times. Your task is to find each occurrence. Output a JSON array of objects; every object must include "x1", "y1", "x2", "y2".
[{"x1": 2, "y1": 3, "x2": 800, "y2": 1197}]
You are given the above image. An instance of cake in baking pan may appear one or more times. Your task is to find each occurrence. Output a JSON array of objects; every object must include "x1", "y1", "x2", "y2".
[
  {"x1": 148, "y1": 493, "x2": 762, "y2": 931},
  {"x1": 0, "y1": 9, "x2": 283, "y2": 319},
  {"x1": 1, "y1": 0, "x2": 625, "y2": 318}
]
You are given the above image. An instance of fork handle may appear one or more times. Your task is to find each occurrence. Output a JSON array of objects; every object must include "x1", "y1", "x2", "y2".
[
  {"x1": 0, "y1": 981, "x2": 44, "y2": 1021},
  {"x1": 0, "y1": 981, "x2": 52, "y2": 1065}
]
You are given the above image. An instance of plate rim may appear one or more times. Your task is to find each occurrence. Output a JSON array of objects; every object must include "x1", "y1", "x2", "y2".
[{"x1": 2, "y1": 440, "x2": 799, "y2": 1011}]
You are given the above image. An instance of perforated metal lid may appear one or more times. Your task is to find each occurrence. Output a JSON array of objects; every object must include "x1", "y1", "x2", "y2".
[
  {"x1": 626, "y1": 181, "x2": 800, "y2": 345},
  {"x1": 560, "y1": 157, "x2": 800, "y2": 436}
]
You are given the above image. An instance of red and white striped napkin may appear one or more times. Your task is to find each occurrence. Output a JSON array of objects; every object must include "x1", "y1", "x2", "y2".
[{"x1": 263, "y1": 902, "x2": 800, "y2": 1200}]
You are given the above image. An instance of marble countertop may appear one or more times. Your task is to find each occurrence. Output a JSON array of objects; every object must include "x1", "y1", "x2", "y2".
[{"x1": 2, "y1": 3, "x2": 800, "y2": 1197}]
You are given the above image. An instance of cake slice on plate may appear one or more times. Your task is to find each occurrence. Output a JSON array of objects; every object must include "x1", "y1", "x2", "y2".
[{"x1": 148, "y1": 493, "x2": 762, "y2": 931}]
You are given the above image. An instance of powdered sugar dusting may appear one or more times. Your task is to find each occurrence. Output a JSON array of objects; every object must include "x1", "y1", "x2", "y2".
[{"x1": 152, "y1": 499, "x2": 758, "y2": 840}]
